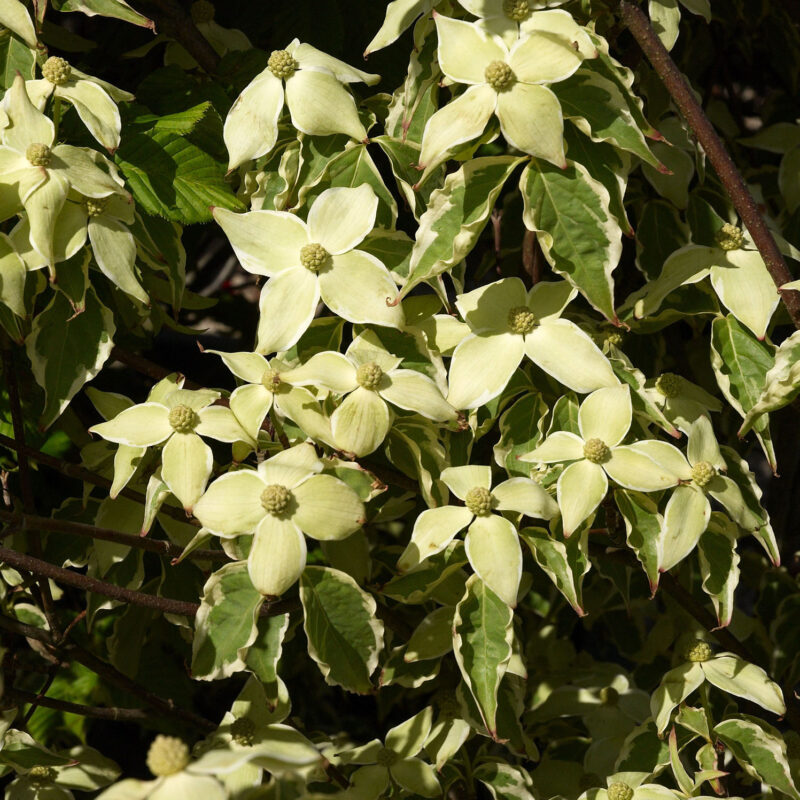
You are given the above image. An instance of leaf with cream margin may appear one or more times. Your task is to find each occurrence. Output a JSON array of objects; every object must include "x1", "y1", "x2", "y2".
[
  {"x1": 399, "y1": 156, "x2": 525, "y2": 300},
  {"x1": 453, "y1": 574, "x2": 514, "y2": 736},
  {"x1": 651, "y1": 662, "x2": 705, "y2": 734},
  {"x1": 299, "y1": 566, "x2": 384, "y2": 693},
  {"x1": 714, "y1": 716, "x2": 800, "y2": 800},
  {"x1": 192, "y1": 562, "x2": 264, "y2": 681},
  {"x1": 521, "y1": 158, "x2": 622, "y2": 320},
  {"x1": 26, "y1": 288, "x2": 115, "y2": 429},
  {"x1": 697, "y1": 514, "x2": 740, "y2": 629}
]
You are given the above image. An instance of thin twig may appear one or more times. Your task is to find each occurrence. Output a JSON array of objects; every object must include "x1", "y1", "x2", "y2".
[
  {"x1": 618, "y1": 0, "x2": 800, "y2": 329},
  {"x1": 0, "y1": 509, "x2": 226, "y2": 562},
  {"x1": 4, "y1": 688, "x2": 159, "y2": 724}
]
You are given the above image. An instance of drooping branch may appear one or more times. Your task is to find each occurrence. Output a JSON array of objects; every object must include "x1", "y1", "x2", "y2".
[
  {"x1": 617, "y1": 0, "x2": 800, "y2": 330},
  {"x1": 0, "y1": 509, "x2": 226, "y2": 562}
]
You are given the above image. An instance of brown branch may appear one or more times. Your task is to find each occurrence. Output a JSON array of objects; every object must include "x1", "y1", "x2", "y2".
[
  {"x1": 0, "y1": 509, "x2": 226, "y2": 562},
  {"x1": 4, "y1": 688, "x2": 160, "y2": 724},
  {"x1": 136, "y1": 0, "x2": 220, "y2": 75},
  {"x1": 618, "y1": 0, "x2": 800, "y2": 330},
  {"x1": 0, "y1": 546, "x2": 299, "y2": 619},
  {"x1": 0, "y1": 432, "x2": 197, "y2": 527},
  {"x1": 111, "y1": 346, "x2": 201, "y2": 390}
]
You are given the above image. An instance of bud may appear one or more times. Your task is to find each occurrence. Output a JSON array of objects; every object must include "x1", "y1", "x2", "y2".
[
  {"x1": 484, "y1": 60, "x2": 516, "y2": 92},
  {"x1": 714, "y1": 223, "x2": 744, "y2": 251},
  {"x1": 146, "y1": 735, "x2": 190, "y2": 777},
  {"x1": 604, "y1": 331, "x2": 624, "y2": 348},
  {"x1": 83, "y1": 196, "x2": 109, "y2": 218},
  {"x1": 465, "y1": 486, "x2": 493, "y2": 516},
  {"x1": 168, "y1": 404, "x2": 199, "y2": 433},
  {"x1": 260, "y1": 484, "x2": 292, "y2": 515},
  {"x1": 503, "y1": 0, "x2": 532, "y2": 21},
  {"x1": 507, "y1": 306, "x2": 536, "y2": 335},
  {"x1": 684, "y1": 640, "x2": 713, "y2": 663},
  {"x1": 230, "y1": 717, "x2": 256, "y2": 746},
  {"x1": 356, "y1": 362, "x2": 383, "y2": 390},
  {"x1": 26, "y1": 143, "x2": 51, "y2": 167},
  {"x1": 42, "y1": 56, "x2": 71, "y2": 85},
  {"x1": 190, "y1": 0, "x2": 215, "y2": 23},
  {"x1": 691, "y1": 461, "x2": 716, "y2": 488},
  {"x1": 607, "y1": 783, "x2": 634, "y2": 800},
  {"x1": 268, "y1": 49, "x2": 299, "y2": 80},
  {"x1": 655, "y1": 372, "x2": 682, "y2": 399},
  {"x1": 300, "y1": 242, "x2": 329, "y2": 272},
  {"x1": 583, "y1": 438, "x2": 611, "y2": 464}
]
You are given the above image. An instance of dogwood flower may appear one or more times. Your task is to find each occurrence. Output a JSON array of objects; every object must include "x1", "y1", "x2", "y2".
[
  {"x1": 645, "y1": 371, "x2": 721, "y2": 434},
  {"x1": 279, "y1": 331, "x2": 456, "y2": 456},
  {"x1": 397, "y1": 464, "x2": 558, "y2": 606},
  {"x1": 446, "y1": 278, "x2": 618, "y2": 409},
  {"x1": 0, "y1": 76, "x2": 123, "y2": 271},
  {"x1": 520, "y1": 386, "x2": 681, "y2": 534},
  {"x1": 223, "y1": 39, "x2": 379, "y2": 170},
  {"x1": 89, "y1": 388, "x2": 250, "y2": 511},
  {"x1": 213, "y1": 185, "x2": 404, "y2": 355},
  {"x1": 193, "y1": 443, "x2": 365, "y2": 596},
  {"x1": 27, "y1": 56, "x2": 133, "y2": 152},
  {"x1": 632, "y1": 223, "x2": 780, "y2": 340},
  {"x1": 418, "y1": 14, "x2": 591, "y2": 175}
]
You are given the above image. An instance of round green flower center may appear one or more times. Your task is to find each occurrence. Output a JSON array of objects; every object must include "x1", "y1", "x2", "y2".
[
  {"x1": 507, "y1": 305, "x2": 536, "y2": 335},
  {"x1": 269, "y1": 49, "x2": 299, "y2": 79},
  {"x1": 230, "y1": 717, "x2": 256, "y2": 746},
  {"x1": 375, "y1": 746, "x2": 399, "y2": 767},
  {"x1": 260, "y1": 484, "x2": 292, "y2": 516},
  {"x1": 300, "y1": 242, "x2": 329, "y2": 272},
  {"x1": 83, "y1": 196, "x2": 108, "y2": 217},
  {"x1": 714, "y1": 223, "x2": 744, "y2": 251},
  {"x1": 655, "y1": 372, "x2": 682, "y2": 398},
  {"x1": 691, "y1": 460, "x2": 716, "y2": 488},
  {"x1": 356, "y1": 362, "x2": 383, "y2": 390},
  {"x1": 42, "y1": 56, "x2": 71, "y2": 85},
  {"x1": 146, "y1": 735, "x2": 189, "y2": 777},
  {"x1": 190, "y1": 0, "x2": 215, "y2": 23},
  {"x1": 599, "y1": 686, "x2": 619, "y2": 706},
  {"x1": 583, "y1": 438, "x2": 611, "y2": 464},
  {"x1": 26, "y1": 143, "x2": 51, "y2": 167},
  {"x1": 684, "y1": 640, "x2": 713, "y2": 663},
  {"x1": 502, "y1": 0, "x2": 531, "y2": 21},
  {"x1": 261, "y1": 368, "x2": 282, "y2": 390},
  {"x1": 28, "y1": 765, "x2": 56, "y2": 782},
  {"x1": 607, "y1": 783, "x2": 634, "y2": 800},
  {"x1": 168, "y1": 404, "x2": 199, "y2": 433},
  {"x1": 485, "y1": 60, "x2": 516, "y2": 92},
  {"x1": 605, "y1": 332, "x2": 624, "y2": 348},
  {"x1": 465, "y1": 486, "x2": 493, "y2": 516}
]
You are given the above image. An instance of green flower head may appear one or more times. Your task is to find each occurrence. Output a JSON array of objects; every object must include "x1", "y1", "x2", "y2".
[
  {"x1": 147, "y1": 735, "x2": 190, "y2": 777},
  {"x1": 42, "y1": 56, "x2": 71, "y2": 85}
]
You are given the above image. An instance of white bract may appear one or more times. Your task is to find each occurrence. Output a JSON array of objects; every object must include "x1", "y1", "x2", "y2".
[
  {"x1": 0, "y1": 75, "x2": 123, "y2": 271},
  {"x1": 418, "y1": 14, "x2": 593, "y2": 175},
  {"x1": 193, "y1": 443, "x2": 365, "y2": 596},
  {"x1": 520, "y1": 385, "x2": 681, "y2": 534},
  {"x1": 223, "y1": 38, "x2": 379, "y2": 169},
  {"x1": 213, "y1": 185, "x2": 404, "y2": 354},
  {"x1": 89, "y1": 388, "x2": 250, "y2": 511},
  {"x1": 646, "y1": 371, "x2": 721, "y2": 434},
  {"x1": 280, "y1": 330, "x2": 456, "y2": 456},
  {"x1": 447, "y1": 277, "x2": 618, "y2": 409},
  {"x1": 397, "y1": 464, "x2": 558, "y2": 606}
]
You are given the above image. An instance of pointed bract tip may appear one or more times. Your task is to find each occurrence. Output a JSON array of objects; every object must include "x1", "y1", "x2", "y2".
[
  {"x1": 386, "y1": 294, "x2": 401, "y2": 307},
  {"x1": 648, "y1": 129, "x2": 665, "y2": 142},
  {"x1": 559, "y1": 160, "x2": 568, "y2": 169},
  {"x1": 656, "y1": 163, "x2": 673, "y2": 175}
]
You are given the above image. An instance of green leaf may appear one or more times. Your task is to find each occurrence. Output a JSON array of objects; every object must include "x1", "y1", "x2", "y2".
[
  {"x1": 614, "y1": 489, "x2": 661, "y2": 592},
  {"x1": 115, "y1": 108, "x2": 244, "y2": 224},
  {"x1": 520, "y1": 159, "x2": 622, "y2": 320},
  {"x1": 697, "y1": 514, "x2": 740, "y2": 628},
  {"x1": 399, "y1": 156, "x2": 525, "y2": 299},
  {"x1": 25, "y1": 288, "x2": 115, "y2": 429},
  {"x1": 129, "y1": 102, "x2": 212, "y2": 135},
  {"x1": 635, "y1": 200, "x2": 690, "y2": 279},
  {"x1": 701, "y1": 655, "x2": 785, "y2": 716},
  {"x1": 382, "y1": 541, "x2": 468, "y2": 604},
  {"x1": 556, "y1": 69, "x2": 661, "y2": 167},
  {"x1": 474, "y1": 762, "x2": 536, "y2": 800},
  {"x1": 715, "y1": 716, "x2": 800, "y2": 800},
  {"x1": 493, "y1": 393, "x2": 549, "y2": 478},
  {"x1": 0, "y1": 33, "x2": 35, "y2": 90},
  {"x1": 244, "y1": 612, "x2": 290, "y2": 704},
  {"x1": 453, "y1": 574, "x2": 514, "y2": 736},
  {"x1": 55, "y1": 0, "x2": 153, "y2": 28},
  {"x1": 191, "y1": 561, "x2": 264, "y2": 681},
  {"x1": 299, "y1": 565, "x2": 384, "y2": 694},
  {"x1": 740, "y1": 329, "x2": 800, "y2": 434},
  {"x1": 519, "y1": 526, "x2": 590, "y2": 616},
  {"x1": 651, "y1": 662, "x2": 705, "y2": 734}
]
